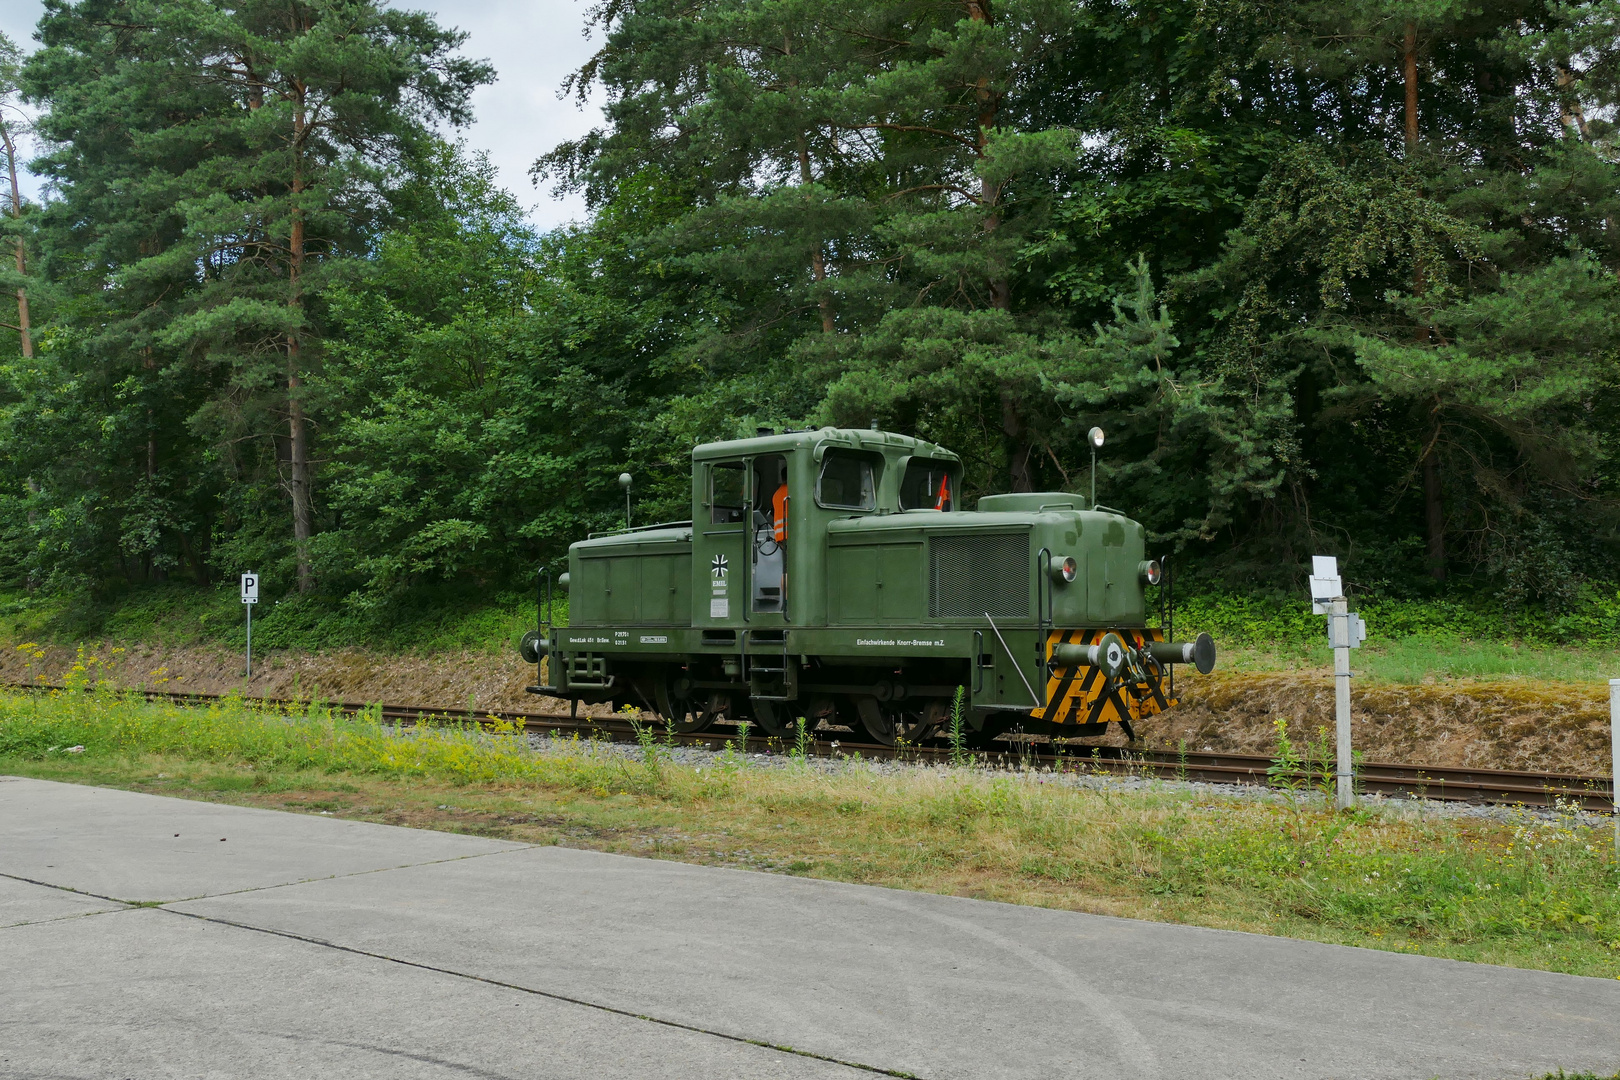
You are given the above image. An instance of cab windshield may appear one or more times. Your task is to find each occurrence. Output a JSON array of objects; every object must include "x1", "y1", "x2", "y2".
[
  {"x1": 900, "y1": 459, "x2": 956, "y2": 511},
  {"x1": 817, "y1": 451, "x2": 876, "y2": 510}
]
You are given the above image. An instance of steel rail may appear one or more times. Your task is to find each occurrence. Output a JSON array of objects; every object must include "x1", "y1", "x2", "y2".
[{"x1": 10, "y1": 682, "x2": 1614, "y2": 812}]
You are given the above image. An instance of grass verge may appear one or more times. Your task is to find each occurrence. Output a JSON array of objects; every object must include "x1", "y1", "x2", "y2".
[
  {"x1": 3, "y1": 686, "x2": 1618, "y2": 980},
  {"x1": 1220, "y1": 638, "x2": 1620, "y2": 684}
]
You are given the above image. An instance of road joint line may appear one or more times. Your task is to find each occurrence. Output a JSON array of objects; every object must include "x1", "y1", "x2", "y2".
[{"x1": 161, "y1": 906, "x2": 924, "y2": 1078}]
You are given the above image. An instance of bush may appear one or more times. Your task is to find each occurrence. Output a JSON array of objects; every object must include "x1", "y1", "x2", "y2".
[{"x1": 1170, "y1": 584, "x2": 1620, "y2": 648}]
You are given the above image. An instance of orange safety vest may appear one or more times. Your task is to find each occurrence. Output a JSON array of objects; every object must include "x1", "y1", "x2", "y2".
[
  {"x1": 773, "y1": 484, "x2": 788, "y2": 542},
  {"x1": 934, "y1": 474, "x2": 951, "y2": 511}
]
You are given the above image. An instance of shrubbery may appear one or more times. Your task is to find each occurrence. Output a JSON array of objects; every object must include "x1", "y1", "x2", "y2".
[{"x1": 1171, "y1": 584, "x2": 1620, "y2": 648}]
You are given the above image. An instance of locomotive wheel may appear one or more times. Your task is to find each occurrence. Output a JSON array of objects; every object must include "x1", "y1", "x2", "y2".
[
  {"x1": 654, "y1": 679, "x2": 725, "y2": 735},
  {"x1": 673, "y1": 691, "x2": 730, "y2": 734},
  {"x1": 749, "y1": 697, "x2": 803, "y2": 740},
  {"x1": 853, "y1": 696, "x2": 945, "y2": 746}
]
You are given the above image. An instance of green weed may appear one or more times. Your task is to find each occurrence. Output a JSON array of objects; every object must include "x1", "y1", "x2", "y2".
[{"x1": 947, "y1": 686, "x2": 968, "y2": 768}]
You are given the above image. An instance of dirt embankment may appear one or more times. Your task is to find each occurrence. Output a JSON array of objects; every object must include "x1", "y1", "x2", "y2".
[
  {"x1": 1136, "y1": 673, "x2": 1614, "y2": 775},
  {"x1": 3, "y1": 642, "x2": 1613, "y2": 776},
  {"x1": 0, "y1": 642, "x2": 569, "y2": 716}
]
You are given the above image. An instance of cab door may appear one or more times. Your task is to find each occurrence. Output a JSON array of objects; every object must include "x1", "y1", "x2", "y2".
[
  {"x1": 696, "y1": 459, "x2": 748, "y2": 626},
  {"x1": 750, "y1": 454, "x2": 788, "y2": 616}
]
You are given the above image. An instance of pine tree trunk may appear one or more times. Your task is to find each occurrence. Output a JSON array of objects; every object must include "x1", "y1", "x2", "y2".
[
  {"x1": 1002, "y1": 393, "x2": 1032, "y2": 493},
  {"x1": 1555, "y1": 63, "x2": 1590, "y2": 139},
  {"x1": 1402, "y1": 23, "x2": 1419, "y2": 148},
  {"x1": 1405, "y1": 27, "x2": 1442, "y2": 577},
  {"x1": 968, "y1": 0, "x2": 1007, "y2": 313},
  {"x1": 1404, "y1": 19, "x2": 1426, "y2": 333},
  {"x1": 143, "y1": 347, "x2": 163, "y2": 580},
  {"x1": 2, "y1": 122, "x2": 31, "y2": 359},
  {"x1": 966, "y1": 0, "x2": 1026, "y2": 487},
  {"x1": 1422, "y1": 436, "x2": 1445, "y2": 582},
  {"x1": 287, "y1": 86, "x2": 314, "y2": 593},
  {"x1": 797, "y1": 134, "x2": 834, "y2": 333}
]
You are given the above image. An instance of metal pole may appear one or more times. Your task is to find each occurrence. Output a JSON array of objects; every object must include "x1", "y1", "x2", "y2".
[
  {"x1": 1090, "y1": 445, "x2": 1097, "y2": 508},
  {"x1": 245, "y1": 602, "x2": 252, "y2": 680},
  {"x1": 1332, "y1": 598, "x2": 1353, "y2": 809},
  {"x1": 1610, "y1": 678, "x2": 1618, "y2": 856}
]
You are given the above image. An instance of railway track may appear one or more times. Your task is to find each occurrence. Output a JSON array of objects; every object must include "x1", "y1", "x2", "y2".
[{"x1": 14, "y1": 682, "x2": 1616, "y2": 812}]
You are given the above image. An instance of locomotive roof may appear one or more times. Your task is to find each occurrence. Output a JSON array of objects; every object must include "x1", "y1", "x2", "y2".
[{"x1": 691, "y1": 426, "x2": 959, "y2": 462}]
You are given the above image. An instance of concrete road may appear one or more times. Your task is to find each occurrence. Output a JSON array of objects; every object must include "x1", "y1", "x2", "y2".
[{"x1": 3, "y1": 776, "x2": 1617, "y2": 1079}]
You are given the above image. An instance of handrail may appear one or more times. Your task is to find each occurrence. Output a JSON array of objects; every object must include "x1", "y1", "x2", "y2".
[
  {"x1": 742, "y1": 495, "x2": 752, "y2": 623},
  {"x1": 586, "y1": 519, "x2": 694, "y2": 540},
  {"x1": 1035, "y1": 547, "x2": 1052, "y2": 705},
  {"x1": 985, "y1": 613, "x2": 1040, "y2": 706},
  {"x1": 972, "y1": 630, "x2": 985, "y2": 695}
]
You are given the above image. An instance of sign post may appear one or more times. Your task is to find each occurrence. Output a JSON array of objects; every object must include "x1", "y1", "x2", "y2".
[
  {"x1": 240, "y1": 572, "x2": 258, "y2": 678},
  {"x1": 1310, "y1": 556, "x2": 1366, "y2": 809},
  {"x1": 1610, "y1": 678, "x2": 1618, "y2": 857}
]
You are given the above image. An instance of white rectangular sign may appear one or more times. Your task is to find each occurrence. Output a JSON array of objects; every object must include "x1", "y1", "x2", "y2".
[
  {"x1": 240, "y1": 572, "x2": 259, "y2": 604},
  {"x1": 1309, "y1": 556, "x2": 1342, "y2": 598}
]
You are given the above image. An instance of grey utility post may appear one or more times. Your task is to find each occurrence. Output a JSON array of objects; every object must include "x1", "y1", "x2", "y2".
[
  {"x1": 240, "y1": 572, "x2": 259, "y2": 678},
  {"x1": 1087, "y1": 427, "x2": 1105, "y2": 508},
  {"x1": 1310, "y1": 556, "x2": 1366, "y2": 809},
  {"x1": 1611, "y1": 678, "x2": 1618, "y2": 857}
]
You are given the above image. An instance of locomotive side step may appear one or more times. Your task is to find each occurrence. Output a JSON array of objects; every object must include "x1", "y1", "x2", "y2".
[
  {"x1": 564, "y1": 653, "x2": 613, "y2": 689},
  {"x1": 744, "y1": 629, "x2": 797, "y2": 700}
]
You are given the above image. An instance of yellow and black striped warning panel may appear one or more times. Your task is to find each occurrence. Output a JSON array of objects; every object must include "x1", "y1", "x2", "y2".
[{"x1": 1031, "y1": 628, "x2": 1175, "y2": 727}]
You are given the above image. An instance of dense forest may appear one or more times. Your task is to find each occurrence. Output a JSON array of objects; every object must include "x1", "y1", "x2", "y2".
[{"x1": 0, "y1": 0, "x2": 1616, "y2": 618}]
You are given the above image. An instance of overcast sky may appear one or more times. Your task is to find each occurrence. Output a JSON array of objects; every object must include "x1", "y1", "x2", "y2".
[{"x1": 0, "y1": 0, "x2": 607, "y2": 231}]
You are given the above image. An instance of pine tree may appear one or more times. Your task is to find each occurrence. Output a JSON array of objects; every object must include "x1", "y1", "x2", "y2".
[
  {"x1": 542, "y1": 0, "x2": 1090, "y2": 490},
  {"x1": 26, "y1": 0, "x2": 490, "y2": 591}
]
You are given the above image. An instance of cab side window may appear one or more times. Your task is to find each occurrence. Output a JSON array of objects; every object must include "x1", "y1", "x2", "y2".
[
  {"x1": 816, "y1": 451, "x2": 876, "y2": 510},
  {"x1": 900, "y1": 459, "x2": 956, "y2": 511},
  {"x1": 710, "y1": 462, "x2": 745, "y2": 524}
]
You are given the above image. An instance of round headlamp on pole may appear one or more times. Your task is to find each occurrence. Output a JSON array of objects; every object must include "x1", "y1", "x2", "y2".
[
  {"x1": 1139, "y1": 559, "x2": 1162, "y2": 585},
  {"x1": 1087, "y1": 426, "x2": 1105, "y2": 508},
  {"x1": 618, "y1": 472, "x2": 632, "y2": 529},
  {"x1": 1049, "y1": 555, "x2": 1078, "y2": 584}
]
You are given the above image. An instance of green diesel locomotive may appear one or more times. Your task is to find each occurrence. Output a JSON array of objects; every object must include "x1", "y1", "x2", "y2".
[{"x1": 520, "y1": 427, "x2": 1215, "y2": 745}]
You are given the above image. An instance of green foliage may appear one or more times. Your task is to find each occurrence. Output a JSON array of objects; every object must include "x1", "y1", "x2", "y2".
[
  {"x1": 1174, "y1": 583, "x2": 1620, "y2": 649},
  {"x1": 0, "y1": 0, "x2": 1616, "y2": 612},
  {"x1": 0, "y1": 581, "x2": 569, "y2": 655}
]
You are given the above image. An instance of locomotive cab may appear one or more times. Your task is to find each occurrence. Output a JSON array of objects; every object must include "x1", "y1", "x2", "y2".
[{"x1": 530, "y1": 427, "x2": 1215, "y2": 748}]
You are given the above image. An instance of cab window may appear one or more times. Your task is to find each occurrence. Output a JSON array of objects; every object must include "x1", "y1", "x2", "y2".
[
  {"x1": 816, "y1": 451, "x2": 876, "y2": 510},
  {"x1": 900, "y1": 459, "x2": 956, "y2": 511},
  {"x1": 710, "y1": 462, "x2": 745, "y2": 524}
]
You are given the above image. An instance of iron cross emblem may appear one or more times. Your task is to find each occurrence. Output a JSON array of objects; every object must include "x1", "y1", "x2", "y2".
[{"x1": 711, "y1": 554, "x2": 728, "y2": 578}]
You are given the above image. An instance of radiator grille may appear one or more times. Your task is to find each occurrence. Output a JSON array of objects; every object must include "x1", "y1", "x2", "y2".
[{"x1": 929, "y1": 533, "x2": 1029, "y2": 618}]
